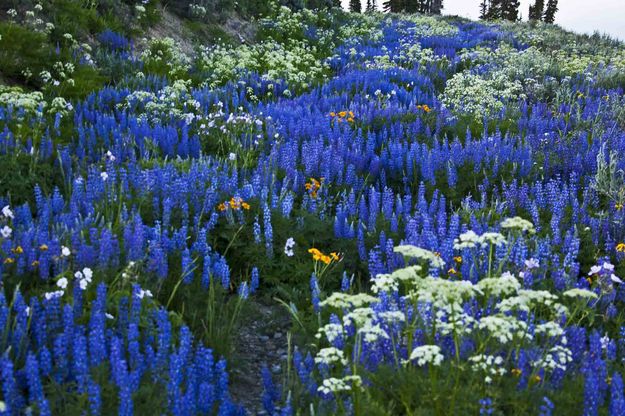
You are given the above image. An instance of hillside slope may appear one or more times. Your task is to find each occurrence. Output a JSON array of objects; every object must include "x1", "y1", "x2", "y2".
[{"x1": 1, "y1": 2, "x2": 625, "y2": 415}]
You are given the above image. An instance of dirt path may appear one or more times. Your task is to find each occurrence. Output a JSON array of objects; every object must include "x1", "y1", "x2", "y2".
[{"x1": 229, "y1": 299, "x2": 292, "y2": 414}]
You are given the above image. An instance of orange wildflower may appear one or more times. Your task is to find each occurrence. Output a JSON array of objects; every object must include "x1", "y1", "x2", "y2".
[{"x1": 217, "y1": 202, "x2": 227, "y2": 212}]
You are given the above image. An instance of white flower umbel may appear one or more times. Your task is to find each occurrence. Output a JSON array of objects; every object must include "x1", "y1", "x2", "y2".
[
  {"x1": 453, "y1": 230, "x2": 480, "y2": 250},
  {"x1": 315, "y1": 347, "x2": 348, "y2": 366},
  {"x1": 476, "y1": 272, "x2": 521, "y2": 297},
  {"x1": 478, "y1": 315, "x2": 530, "y2": 344},
  {"x1": 358, "y1": 322, "x2": 389, "y2": 343},
  {"x1": 469, "y1": 354, "x2": 507, "y2": 383},
  {"x1": 379, "y1": 310, "x2": 406, "y2": 324},
  {"x1": 534, "y1": 345, "x2": 572, "y2": 372},
  {"x1": 343, "y1": 307, "x2": 375, "y2": 328},
  {"x1": 496, "y1": 289, "x2": 561, "y2": 314},
  {"x1": 320, "y1": 293, "x2": 378, "y2": 309},
  {"x1": 406, "y1": 345, "x2": 444, "y2": 367},
  {"x1": 317, "y1": 375, "x2": 362, "y2": 395},
  {"x1": 478, "y1": 232, "x2": 507, "y2": 248},
  {"x1": 562, "y1": 288, "x2": 598, "y2": 299},
  {"x1": 500, "y1": 216, "x2": 536, "y2": 234},
  {"x1": 371, "y1": 273, "x2": 398, "y2": 293},
  {"x1": 394, "y1": 245, "x2": 445, "y2": 269},
  {"x1": 316, "y1": 323, "x2": 344, "y2": 343}
]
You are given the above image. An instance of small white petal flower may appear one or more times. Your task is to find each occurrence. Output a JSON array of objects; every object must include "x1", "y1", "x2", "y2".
[
  {"x1": 61, "y1": 246, "x2": 71, "y2": 257},
  {"x1": 57, "y1": 277, "x2": 68, "y2": 289},
  {"x1": 0, "y1": 226, "x2": 11, "y2": 238},
  {"x1": 2, "y1": 205, "x2": 14, "y2": 219}
]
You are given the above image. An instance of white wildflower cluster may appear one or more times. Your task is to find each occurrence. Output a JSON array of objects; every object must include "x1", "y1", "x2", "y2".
[
  {"x1": 394, "y1": 245, "x2": 445, "y2": 269},
  {"x1": 189, "y1": 3, "x2": 207, "y2": 18},
  {"x1": 535, "y1": 321, "x2": 565, "y2": 338},
  {"x1": 454, "y1": 230, "x2": 506, "y2": 250},
  {"x1": 74, "y1": 267, "x2": 94, "y2": 290},
  {"x1": 496, "y1": 289, "x2": 564, "y2": 315},
  {"x1": 442, "y1": 70, "x2": 525, "y2": 119},
  {"x1": 197, "y1": 40, "x2": 328, "y2": 92},
  {"x1": 343, "y1": 307, "x2": 376, "y2": 327},
  {"x1": 1, "y1": 205, "x2": 13, "y2": 239},
  {"x1": 122, "y1": 80, "x2": 202, "y2": 123},
  {"x1": 49, "y1": 97, "x2": 74, "y2": 116},
  {"x1": 407, "y1": 277, "x2": 480, "y2": 308},
  {"x1": 320, "y1": 292, "x2": 378, "y2": 309},
  {"x1": 469, "y1": 354, "x2": 507, "y2": 384},
  {"x1": 476, "y1": 272, "x2": 522, "y2": 297},
  {"x1": 40, "y1": 61, "x2": 76, "y2": 88},
  {"x1": 434, "y1": 302, "x2": 476, "y2": 336},
  {"x1": 478, "y1": 232, "x2": 506, "y2": 247},
  {"x1": 317, "y1": 375, "x2": 362, "y2": 395},
  {"x1": 135, "y1": 287, "x2": 153, "y2": 299},
  {"x1": 400, "y1": 14, "x2": 459, "y2": 38},
  {"x1": 406, "y1": 345, "x2": 444, "y2": 367},
  {"x1": 378, "y1": 310, "x2": 406, "y2": 323},
  {"x1": 315, "y1": 347, "x2": 348, "y2": 366},
  {"x1": 562, "y1": 288, "x2": 598, "y2": 299},
  {"x1": 534, "y1": 345, "x2": 573, "y2": 372},
  {"x1": 316, "y1": 323, "x2": 344, "y2": 343},
  {"x1": 0, "y1": 87, "x2": 46, "y2": 118},
  {"x1": 358, "y1": 321, "x2": 389, "y2": 343},
  {"x1": 478, "y1": 315, "x2": 530, "y2": 344},
  {"x1": 44, "y1": 291, "x2": 64, "y2": 300},
  {"x1": 500, "y1": 216, "x2": 536, "y2": 234},
  {"x1": 140, "y1": 37, "x2": 191, "y2": 78},
  {"x1": 453, "y1": 230, "x2": 480, "y2": 250}
]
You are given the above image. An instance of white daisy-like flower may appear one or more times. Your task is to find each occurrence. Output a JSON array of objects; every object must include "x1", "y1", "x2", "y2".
[
  {"x1": 284, "y1": 237, "x2": 295, "y2": 257},
  {"x1": 57, "y1": 277, "x2": 68, "y2": 289},
  {"x1": 0, "y1": 226, "x2": 11, "y2": 238},
  {"x1": 100, "y1": 172, "x2": 109, "y2": 181},
  {"x1": 61, "y1": 246, "x2": 71, "y2": 257},
  {"x1": 2, "y1": 205, "x2": 14, "y2": 219}
]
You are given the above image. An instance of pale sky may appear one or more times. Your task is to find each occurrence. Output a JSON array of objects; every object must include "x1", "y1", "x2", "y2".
[{"x1": 341, "y1": 0, "x2": 625, "y2": 41}]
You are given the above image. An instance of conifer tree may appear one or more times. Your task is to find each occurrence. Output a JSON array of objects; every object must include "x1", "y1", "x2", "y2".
[
  {"x1": 485, "y1": 0, "x2": 502, "y2": 19},
  {"x1": 383, "y1": 0, "x2": 402, "y2": 12},
  {"x1": 479, "y1": 0, "x2": 489, "y2": 19},
  {"x1": 349, "y1": 0, "x2": 362, "y2": 12},
  {"x1": 366, "y1": 0, "x2": 377, "y2": 12},
  {"x1": 431, "y1": 0, "x2": 443, "y2": 14},
  {"x1": 543, "y1": 0, "x2": 558, "y2": 23},
  {"x1": 501, "y1": 0, "x2": 520, "y2": 21},
  {"x1": 404, "y1": 0, "x2": 419, "y2": 13},
  {"x1": 528, "y1": 0, "x2": 544, "y2": 20}
]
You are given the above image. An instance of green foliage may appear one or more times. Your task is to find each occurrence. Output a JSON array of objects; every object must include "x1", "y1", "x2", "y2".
[
  {"x1": 0, "y1": 153, "x2": 66, "y2": 208},
  {"x1": 0, "y1": 23, "x2": 52, "y2": 86}
]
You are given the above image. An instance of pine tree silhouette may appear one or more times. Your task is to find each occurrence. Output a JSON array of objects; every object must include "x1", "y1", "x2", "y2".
[
  {"x1": 479, "y1": 0, "x2": 489, "y2": 19},
  {"x1": 349, "y1": 0, "x2": 362, "y2": 12},
  {"x1": 528, "y1": 0, "x2": 545, "y2": 21},
  {"x1": 543, "y1": 0, "x2": 558, "y2": 23},
  {"x1": 383, "y1": 0, "x2": 403, "y2": 12},
  {"x1": 431, "y1": 0, "x2": 443, "y2": 14},
  {"x1": 501, "y1": 0, "x2": 520, "y2": 21}
]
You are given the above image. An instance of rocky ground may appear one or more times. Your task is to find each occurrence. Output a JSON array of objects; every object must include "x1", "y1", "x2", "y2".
[{"x1": 230, "y1": 299, "x2": 292, "y2": 414}]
